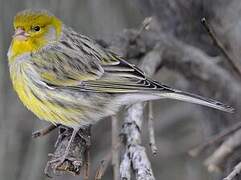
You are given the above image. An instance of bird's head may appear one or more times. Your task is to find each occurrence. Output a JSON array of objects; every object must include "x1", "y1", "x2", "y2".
[{"x1": 9, "y1": 10, "x2": 62, "y2": 60}]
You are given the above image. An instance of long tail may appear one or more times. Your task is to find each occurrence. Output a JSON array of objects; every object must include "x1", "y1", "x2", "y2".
[{"x1": 156, "y1": 89, "x2": 234, "y2": 113}]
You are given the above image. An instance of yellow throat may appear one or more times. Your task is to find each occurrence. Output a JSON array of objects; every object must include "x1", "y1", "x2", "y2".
[{"x1": 8, "y1": 10, "x2": 62, "y2": 62}]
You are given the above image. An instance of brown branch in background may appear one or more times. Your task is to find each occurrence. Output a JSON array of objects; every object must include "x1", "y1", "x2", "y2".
[
  {"x1": 148, "y1": 102, "x2": 158, "y2": 155},
  {"x1": 83, "y1": 147, "x2": 91, "y2": 180},
  {"x1": 189, "y1": 121, "x2": 241, "y2": 157},
  {"x1": 95, "y1": 141, "x2": 122, "y2": 180},
  {"x1": 84, "y1": 126, "x2": 92, "y2": 180},
  {"x1": 224, "y1": 161, "x2": 241, "y2": 180},
  {"x1": 201, "y1": 17, "x2": 241, "y2": 77},
  {"x1": 32, "y1": 124, "x2": 59, "y2": 138},
  {"x1": 111, "y1": 115, "x2": 120, "y2": 180}
]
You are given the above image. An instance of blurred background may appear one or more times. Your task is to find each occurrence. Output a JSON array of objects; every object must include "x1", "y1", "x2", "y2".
[{"x1": 0, "y1": 0, "x2": 241, "y2": 180}]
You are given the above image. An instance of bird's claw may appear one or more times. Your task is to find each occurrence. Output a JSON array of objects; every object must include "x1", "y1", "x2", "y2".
[
  {"x1": 44, "y1": 153, "x2": 69, "y2": 177},
  {"x1": 51, "y1": 155, "x2": 67, "y2": 172}
]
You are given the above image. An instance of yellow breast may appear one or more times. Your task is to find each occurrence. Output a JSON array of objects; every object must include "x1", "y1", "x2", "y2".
[
  {"x1": 10, "y1": 63, "x2": 54, "y2": 122},
  {"x1": 9, "y1": 51, "x2": 84, "y2": 127},
  {"x1": 9, "y1": 62, "x2": 78, "y2": 127}
]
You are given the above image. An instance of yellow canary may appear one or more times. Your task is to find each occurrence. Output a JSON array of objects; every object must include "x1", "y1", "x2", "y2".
[{"x1": 7, "y1": 9, "x2": 233, "y2": 165}]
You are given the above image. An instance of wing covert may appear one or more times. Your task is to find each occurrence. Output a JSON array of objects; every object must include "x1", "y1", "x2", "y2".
[{"x1": 32, "y1": 27, "x2": 173, "y2": 94}]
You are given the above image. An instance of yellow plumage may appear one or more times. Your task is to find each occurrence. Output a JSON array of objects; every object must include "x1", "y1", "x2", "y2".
[{"x1": 9, "y1": 63, "x2": 74, "y2": 126}]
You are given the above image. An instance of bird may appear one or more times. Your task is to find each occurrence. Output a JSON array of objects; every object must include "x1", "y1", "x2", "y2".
[{"x1": 8, "y1": 9, "x2": 233, "y2": 167}]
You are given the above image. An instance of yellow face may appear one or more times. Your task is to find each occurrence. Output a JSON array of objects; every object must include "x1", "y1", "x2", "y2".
[{"x1": 9, "y1": 10, "x2": 62, "y2": 60}]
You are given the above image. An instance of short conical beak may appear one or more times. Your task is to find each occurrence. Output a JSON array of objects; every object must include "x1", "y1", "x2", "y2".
[{"x1": 13, "y1": 28, "x2": 29, "y2": 41}]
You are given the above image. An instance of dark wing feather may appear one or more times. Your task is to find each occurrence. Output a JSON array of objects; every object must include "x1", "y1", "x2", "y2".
[{"x1": 82, "y1": 58, "x2": 174, "y2": 93}]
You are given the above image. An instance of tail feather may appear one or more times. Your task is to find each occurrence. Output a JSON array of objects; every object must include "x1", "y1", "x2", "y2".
[{"x1": 157, "y1": 90, "x2": 234, "y2": 113}]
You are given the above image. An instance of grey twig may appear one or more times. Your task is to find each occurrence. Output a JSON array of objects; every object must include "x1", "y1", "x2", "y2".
[
  {"x1": 111, "y1": 115, "x2": 120, "y2": 180},
  {"x1": 121, "y1": 104, "x2": 155, "y2": 180},
  {"x1": 120, "y1": 151, "x2": 131, "y2": 180},
  {"x1": 224, "y1": 161, "x2": 241, "y2": 180},
  {"x1": 204, "y1": 129, "x2": 241, "y2": 172},
  {"x1": 148, "y1": 102, "x2": 158, "y2": 155},
  {"x1": 189, "y1": 121, "x2": 241, "y2": 157},
  {"x1": 201, "y1": 17, "x2": 241, "y2": 77},
  {"x1": 32, "y1": 124, "x2": 59, "y2": 138}
]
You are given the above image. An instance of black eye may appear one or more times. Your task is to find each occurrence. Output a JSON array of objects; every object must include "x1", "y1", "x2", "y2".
[{"x1": 33, "y1": 26, "x2": 40, "y2": 32}]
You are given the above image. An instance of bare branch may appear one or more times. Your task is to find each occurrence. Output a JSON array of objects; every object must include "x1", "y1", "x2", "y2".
[
  {"x1": 83, "y1": 146, "x2": 91, "y2": 180},
  {"x1": 204, "y1": 129, "x2": 241, "y2": 172},
  {"x1": 131, "y1": 145, "x2": 155, "y2": 180},
  {"x1": 44, "y1": 126, "x2": 91, "y2": 177},
  {"x1": 32, "y1": 124, "x2": 59, "y2": 138},
  {"x1": 121, "y1": 103, "x2": 155, "y2": 180},
  {"x1": 224, "y1": 161, "x2": 241, "y2": 180},
  {"x1": 111, "y1": 115, "x2": 120, "y2": 180},
  {"x1": 148, "y1": 102, "x2": 158, "y2": 155},
  {"x1": 201, "y1": 17, "x2": 241, "y2": 77},
  {"x1": 120, "y1": 151, "x2": 131, "y2": 180},
  {"x1": 95, "y1": 153, "x2": 112, "y2": 180},
  {"x1": 189, "y1": 121, "x2": 241, "y2": 157}
]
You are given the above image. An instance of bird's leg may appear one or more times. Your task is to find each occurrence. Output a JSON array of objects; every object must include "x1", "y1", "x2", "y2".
[
  {"x1": 54, "y1": 125, "x2": 72, "y2": 148},
  {"x1": 32, "y1": 124, "x2": 60, "y2": 138},
  {"x1": 50, "y1": 127, "x2": 80, "y2": 168}
]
